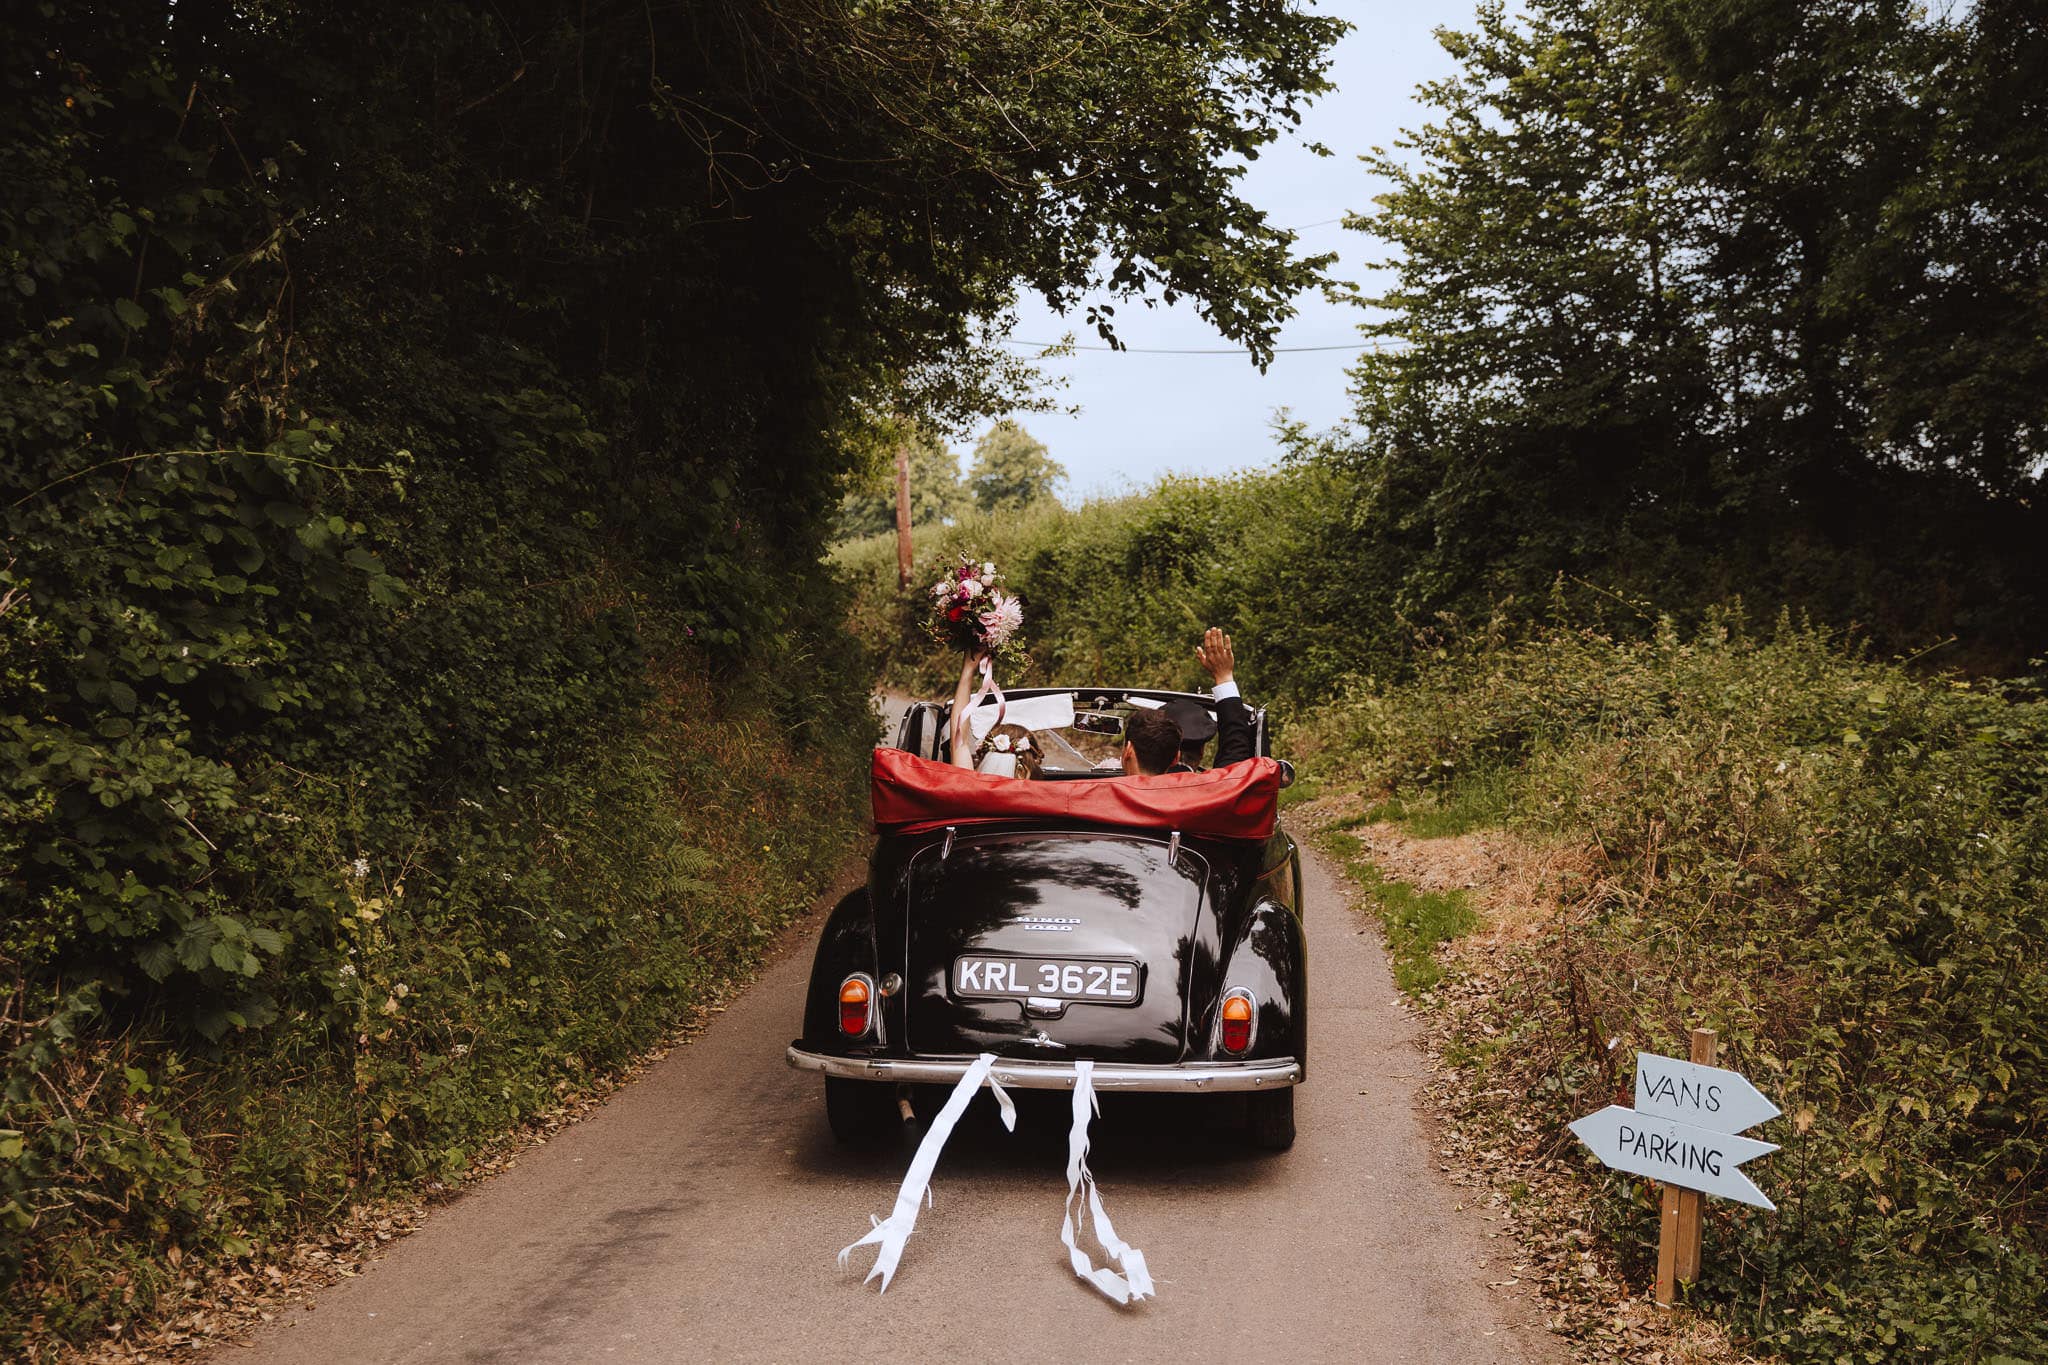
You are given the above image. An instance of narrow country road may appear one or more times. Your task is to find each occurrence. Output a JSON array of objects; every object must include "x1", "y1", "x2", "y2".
[{"x1": 227, "y1": 697, "x2": 1560, "y2": 1363}]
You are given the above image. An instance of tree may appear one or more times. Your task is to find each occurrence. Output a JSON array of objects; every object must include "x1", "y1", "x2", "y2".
[
  {"x1": 835, "y1": 432, "x2": 968, "y2": 539},
  {"x1": 1326, "y1": 0, "x2": 2048, "y2": 658},
  {"x1": 968, "y1": 421, "x2": 1066, "y2": 512}
]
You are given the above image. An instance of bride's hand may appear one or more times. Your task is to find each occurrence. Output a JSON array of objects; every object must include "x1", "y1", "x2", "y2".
[{"x1": 948, "y1": 649, "x2": 983, "y2": 768}]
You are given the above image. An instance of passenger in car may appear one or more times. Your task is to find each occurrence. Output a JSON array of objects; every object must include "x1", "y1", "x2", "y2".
[
  {"x1": 1119, "y1": 708, "x2": 1182, "y2": 776},
  {"x1": 943, "y1": 653, "x2": 1042, "y2": 778},
  {"x1": 1165, "y1": 627, "x2": 1255, "y2": 771},
  {"x1": 1162, "y1": 698, "x2": 1217, "y2": 772},
  {"x1": 973, "y1": 722, "x2": 1042, "y2": 779}
]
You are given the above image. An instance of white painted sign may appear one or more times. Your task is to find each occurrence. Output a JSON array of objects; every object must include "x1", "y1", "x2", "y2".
[
  {"x1": 1634, "y1": 1053, "x2": 1781, "y2": 1135},
  {"x1": 1569, "y1": 1105, "x2": 1778, "y2": 1210}
]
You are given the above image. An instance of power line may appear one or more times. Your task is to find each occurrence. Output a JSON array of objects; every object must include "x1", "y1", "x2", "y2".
[{"x1": 1003, "y1": 339, "x2": 1391, "y2": 355}]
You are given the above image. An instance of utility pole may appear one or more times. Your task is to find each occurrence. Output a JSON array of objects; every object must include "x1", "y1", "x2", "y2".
[{"x1": 894, "y1": 439, "x2": 913, "y2": 589}]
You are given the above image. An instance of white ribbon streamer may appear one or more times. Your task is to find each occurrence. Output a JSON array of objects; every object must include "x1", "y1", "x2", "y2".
[
  {"x1": 837, "y1": 1056, "x2": 1153, "y2": 1305},
  {"x1": 973, "y1": 655, "x2": 1007, "y2": 734},
  {"x1": 838, "y1": 1054, "x2": 1015, "y2": 1293},
  {"x1": 1060, "y1": 1060, "x2": 1155, "y2": 1304}
]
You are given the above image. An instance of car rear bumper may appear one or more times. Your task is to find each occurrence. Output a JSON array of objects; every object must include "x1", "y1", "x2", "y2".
[{"x1": 786, "y1": 1045, "x2": 1300, "y2": 1092}]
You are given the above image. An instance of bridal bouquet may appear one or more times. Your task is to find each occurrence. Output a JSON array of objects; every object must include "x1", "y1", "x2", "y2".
[{"x1": 924, "y1": 554, "x2": 1025, "y2": 663}]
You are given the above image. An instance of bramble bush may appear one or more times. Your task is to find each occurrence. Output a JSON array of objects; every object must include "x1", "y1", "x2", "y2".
[{"x1": 1301, "y1": 611, "x2": 2047, "y2": 1362}]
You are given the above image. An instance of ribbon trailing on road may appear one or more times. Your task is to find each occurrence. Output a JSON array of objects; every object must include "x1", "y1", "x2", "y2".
[
  {"x1": 1061, "y1": 1060, "x2": 1155, "y2": 1304},
  {"x1": 837, "y1": 1056, "x2": 1153, "y2": 1305},
  {"x1": 838, "y1": 1053, "x2": 1014, "y2": 1293}
]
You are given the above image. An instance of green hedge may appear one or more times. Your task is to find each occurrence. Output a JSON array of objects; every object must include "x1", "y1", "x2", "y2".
[{"x1": 836, "y1": 465, "x2": 1394, "y2": 704}]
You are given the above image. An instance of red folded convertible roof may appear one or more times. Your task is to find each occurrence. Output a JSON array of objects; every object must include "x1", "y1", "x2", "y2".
[{"x1": 870, "y1": 749, "x2": 1281, "y2": 841}]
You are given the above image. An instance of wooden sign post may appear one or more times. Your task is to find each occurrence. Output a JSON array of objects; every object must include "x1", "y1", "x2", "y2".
[
  {"x1": 1656, "y1": 1029, "x2": 1714, "y2": 1306},
  {"x1": 1569, "y1": 1028, "x2": 1781, "y2": 1310}
]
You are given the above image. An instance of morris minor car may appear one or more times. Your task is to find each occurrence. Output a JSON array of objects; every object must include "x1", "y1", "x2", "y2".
[{"x1": 787, "y1": 688, "x2": 1306, "y2": 1150}]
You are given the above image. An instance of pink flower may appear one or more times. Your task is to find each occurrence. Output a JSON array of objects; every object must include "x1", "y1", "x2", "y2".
[{"x1": 979, "y1": 591, "x2": 1024, "y2": 646}]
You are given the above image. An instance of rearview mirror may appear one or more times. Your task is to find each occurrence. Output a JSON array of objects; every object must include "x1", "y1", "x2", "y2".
[{"x1": 1276, "y1": 759, "x2": 1296, "y2": 789}]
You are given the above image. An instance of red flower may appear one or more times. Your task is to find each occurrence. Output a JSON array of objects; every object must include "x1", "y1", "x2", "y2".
[{"x1": 947, "y1": 605, "x2": 965, "y2": 621}]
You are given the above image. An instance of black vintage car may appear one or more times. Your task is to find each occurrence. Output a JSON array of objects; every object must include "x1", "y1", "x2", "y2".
[{"x1": 786, "y1": 687, "x2": 1306, "y2": 1150}]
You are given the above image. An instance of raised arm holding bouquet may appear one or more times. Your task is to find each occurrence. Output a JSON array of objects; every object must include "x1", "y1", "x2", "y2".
[{"x1": 923, "y1": 554, "x2": 1024, "y2": 770}]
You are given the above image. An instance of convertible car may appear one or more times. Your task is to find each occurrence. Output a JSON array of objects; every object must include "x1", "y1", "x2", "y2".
[{"x1": 786, "y1": 687, "x2": 1306, "y2": 1150}]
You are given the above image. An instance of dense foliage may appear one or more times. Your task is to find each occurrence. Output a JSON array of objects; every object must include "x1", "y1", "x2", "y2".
[
  {"x1": 1, "y1": 0, "x2": 1342, "y2": 1351},
  {"x1": 1303, "y1": 617, "x2": 2047, "y2": 1362},
  {"x1": 1331, "y1": 0, "x2": 2048, "y2": 667}
]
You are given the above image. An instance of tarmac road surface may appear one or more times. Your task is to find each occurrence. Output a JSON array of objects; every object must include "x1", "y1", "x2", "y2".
[{"x1": 229, "y1": 696, "x2": 1561, "y2": 1363}]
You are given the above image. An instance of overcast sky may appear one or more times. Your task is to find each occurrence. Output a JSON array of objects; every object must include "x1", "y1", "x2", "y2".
[{"x1": 951, "y1": 1, "x2": 1477, "y2": 498}]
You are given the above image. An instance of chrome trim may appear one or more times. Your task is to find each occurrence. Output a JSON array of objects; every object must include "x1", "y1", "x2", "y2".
[{"x1": 787, "y1": 1047, "x2": 1301, "y2": 1092}]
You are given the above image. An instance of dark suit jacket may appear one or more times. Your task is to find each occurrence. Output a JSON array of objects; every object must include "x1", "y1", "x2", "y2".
[{"x1": 1212, "y1": 692, "x2": 1255, "y2": 768}]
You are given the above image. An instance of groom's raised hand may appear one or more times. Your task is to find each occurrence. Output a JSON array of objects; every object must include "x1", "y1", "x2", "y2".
[{"x1": 1196, "y1": 626, "x2": 1235, "y2": 688}]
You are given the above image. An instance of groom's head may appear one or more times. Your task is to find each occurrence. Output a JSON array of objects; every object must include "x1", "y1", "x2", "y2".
[{"x1": 1120, "y1": 708, "x2": 1182, "y2": 777}]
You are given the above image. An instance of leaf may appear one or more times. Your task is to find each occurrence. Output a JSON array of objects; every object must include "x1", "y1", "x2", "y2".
[
  {"x1": 113, "y1": 297, "x2": 149, "y2": 331},
  {"x1": 136, "y1": 941, "x2": 177, "y2": 981}
]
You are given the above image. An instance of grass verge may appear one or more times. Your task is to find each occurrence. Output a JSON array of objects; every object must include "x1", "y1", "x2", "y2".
[{"x1": 1318, "y1": 825, "x2": 1480, "y2": 995}]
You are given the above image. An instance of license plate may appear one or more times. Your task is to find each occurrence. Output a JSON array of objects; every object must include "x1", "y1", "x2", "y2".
[{"x1": 953, "y1": 955, "x2": 1143, "y2": 1004}]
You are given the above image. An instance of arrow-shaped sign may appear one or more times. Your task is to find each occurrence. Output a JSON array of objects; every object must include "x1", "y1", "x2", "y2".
[
  {"x1": 1634, "y1": 1052, "x2": 1781, "y2": 1134},
  {"x1": 1569, "y1": 1105, "x2": 1779, "y2": 1210}
]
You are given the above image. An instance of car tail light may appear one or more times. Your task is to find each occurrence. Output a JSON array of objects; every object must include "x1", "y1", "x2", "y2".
[
  {"x1": 839, "y1": 974, "x2": 874, "y2": 1037},
  {"x1": 1220, "y1": 988, "x2": 1256, "y2": 1054}
]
